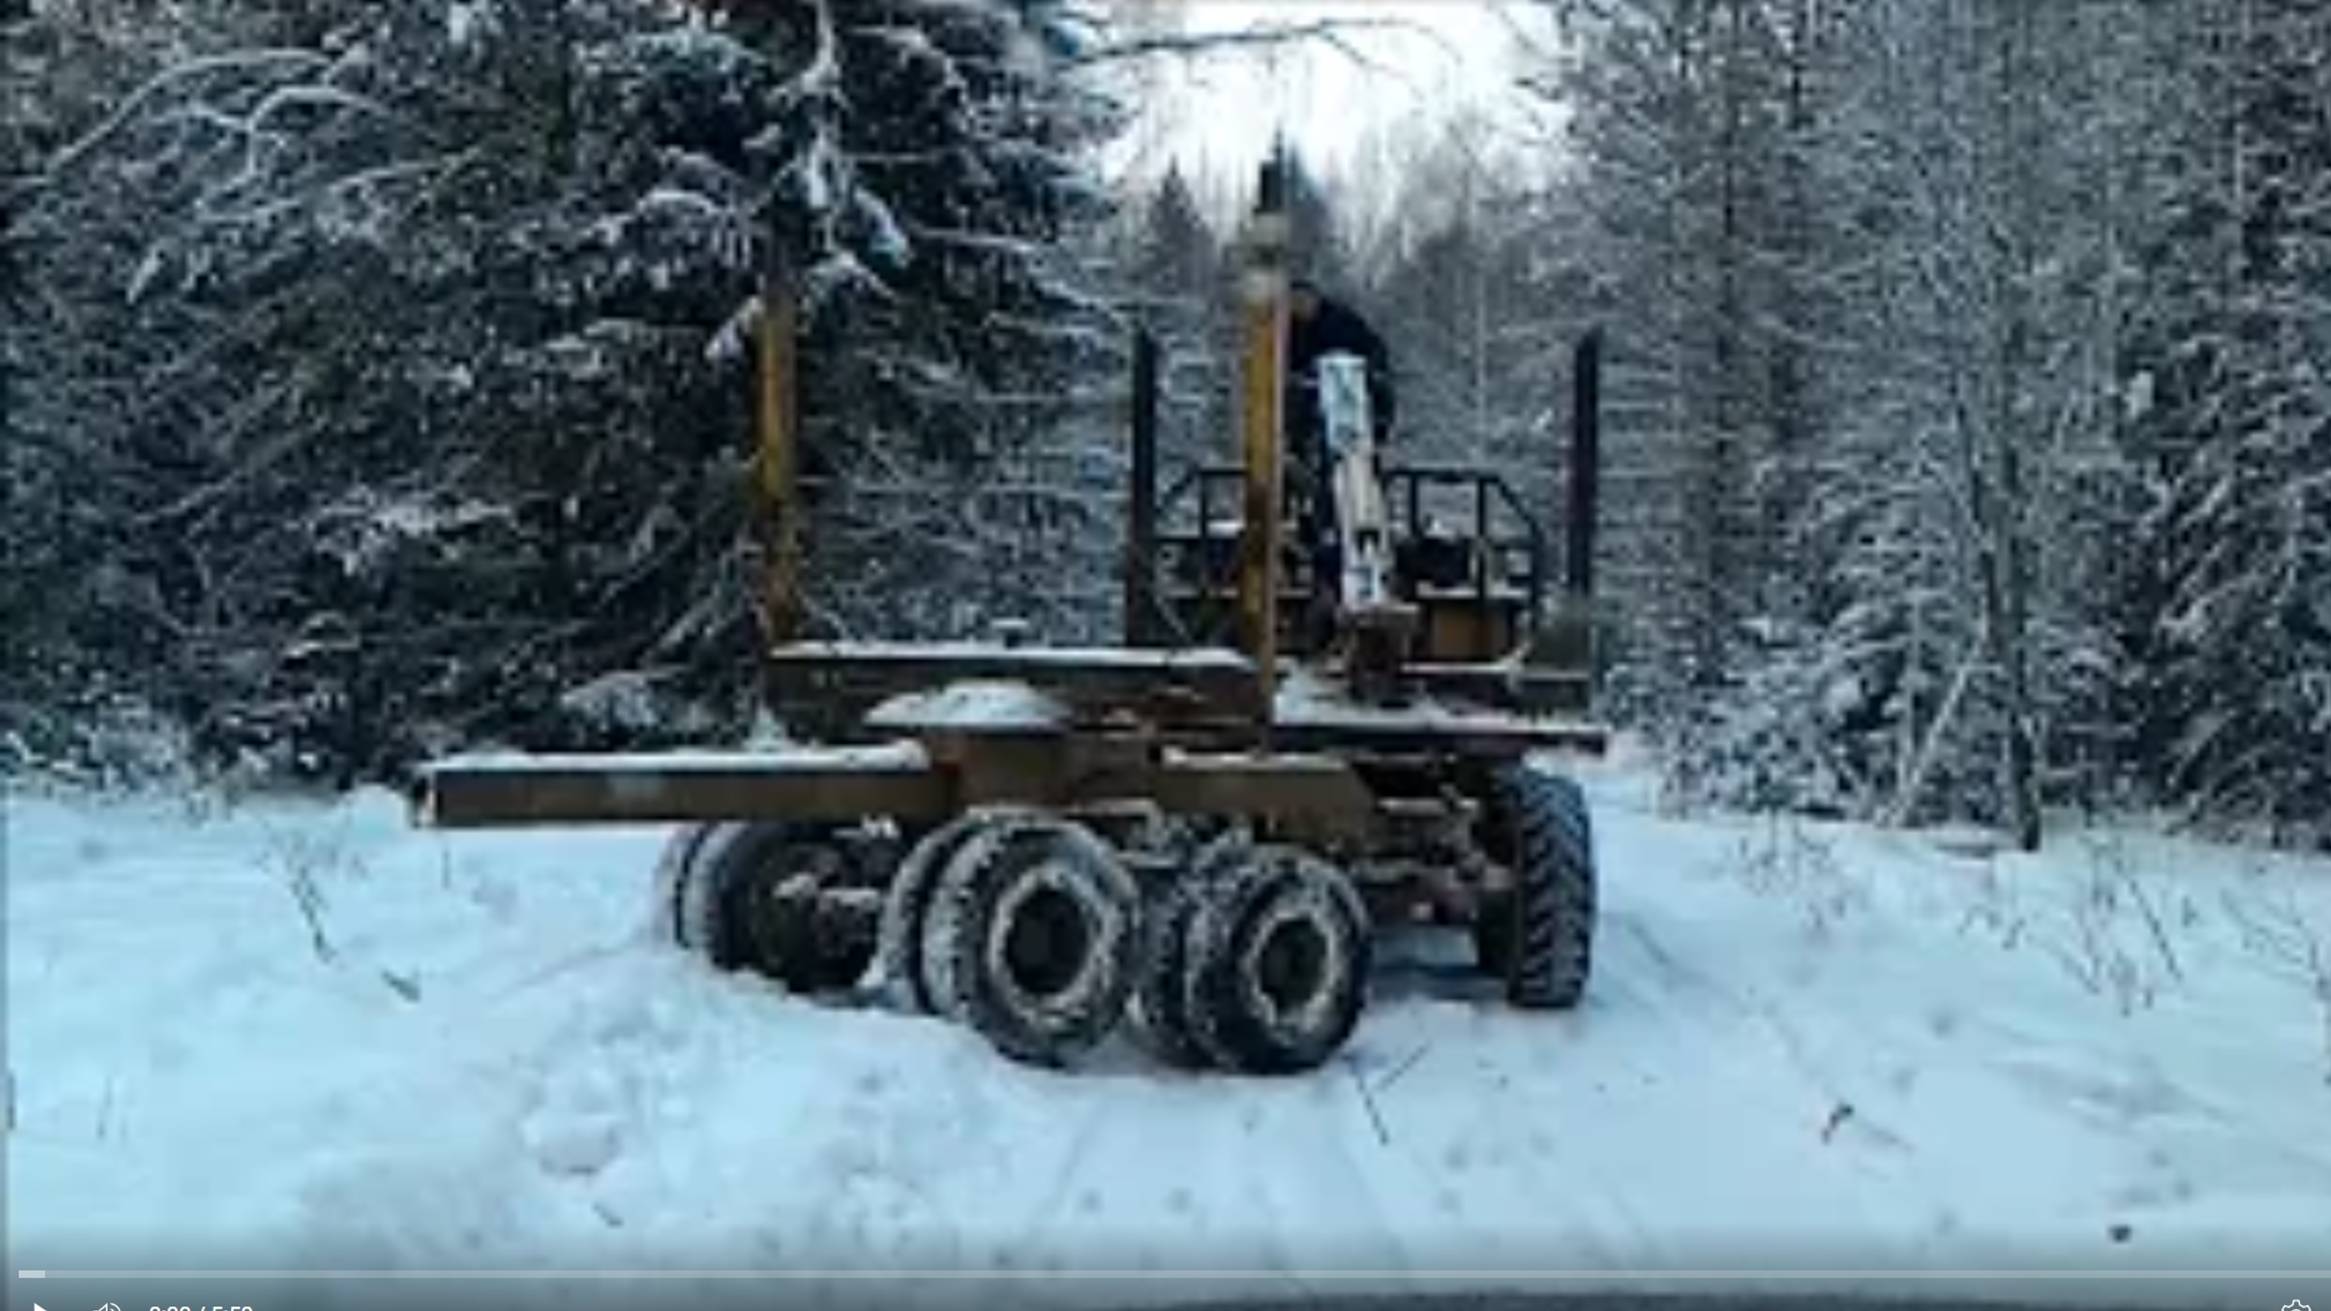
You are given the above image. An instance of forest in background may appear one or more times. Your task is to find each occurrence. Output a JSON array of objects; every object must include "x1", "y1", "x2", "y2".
[{"x1": 5, "y1": 0, "x2": 2325, "y2": 850}]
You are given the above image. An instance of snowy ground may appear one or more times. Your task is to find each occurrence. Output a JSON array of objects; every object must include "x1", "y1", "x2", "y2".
[{"x1": 7, "y1": 751, "x2": 2331, "y2": 1311}]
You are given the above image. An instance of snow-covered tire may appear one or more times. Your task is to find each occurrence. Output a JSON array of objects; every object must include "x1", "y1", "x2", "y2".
[
  {"x1": 1184, "y1": 845, "x2": 1370, "y2": 1075},
  {"x1": 877, "y1": 811, "x2": 993, "y2": 1014},
  {"x1": 1478, "y1": 767, "x2": 1595, "y2": 1009},
  {"x1": 924, "y1": 818, "x2": 1139, "y2": 1067},
  {"x1": 1130, "y1": 837, "x2": 1247, "y2": 1069},
  {"x1": 662, "y1": 821, "x2": 877, "y2": 991}
]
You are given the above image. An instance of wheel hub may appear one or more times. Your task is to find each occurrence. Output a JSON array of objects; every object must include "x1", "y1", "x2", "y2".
[
  {"x1": 1255, "y1": 916, "x2": 1329, "y2": 1016},
  {"x1": 1001, "y1": 880, "x2": 1091, "y2": 999}
]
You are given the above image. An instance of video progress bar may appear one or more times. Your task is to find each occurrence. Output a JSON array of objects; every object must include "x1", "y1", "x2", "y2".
[{"x1": 19, "y1": 1270, "x2": 2331, "y2": 1281}]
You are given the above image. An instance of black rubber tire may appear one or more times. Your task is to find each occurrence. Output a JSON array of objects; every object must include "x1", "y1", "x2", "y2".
[
  {"x1": 1129, "y1": 836, "x2": 1247, "y2": 1069},
  {"x1": 914, "y1": 811, "x2": 1063, "y2": 1025},
  {"x1": 1481, "y1": 767, "x2": 1596, "y2": 1009},
  {"x1": 924, "y1": 818, "x2": 1139, "y2": 1067},
  {"x1": 655, "y1": 822, "x2": 723, "y2": 952},
  {"x1": 876, "y1": 811, "x2": 994, "y2": 1014},
  {"x1": 664, "y1": 821, "x2": 877, "y2": 991},
  {"x1": 1184, "y1": 845, "x2": 1371, "y2": 1075}
]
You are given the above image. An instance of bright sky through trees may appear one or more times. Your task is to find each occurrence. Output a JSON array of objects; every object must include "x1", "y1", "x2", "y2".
[{"x1": 1115, "y1": 2, "x2": 1542, "y2": 215}]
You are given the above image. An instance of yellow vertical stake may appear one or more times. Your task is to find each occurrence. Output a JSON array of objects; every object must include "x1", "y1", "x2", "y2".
[{"x1": 1238, "y1": 191, "x2": 1290, "y2": 732}]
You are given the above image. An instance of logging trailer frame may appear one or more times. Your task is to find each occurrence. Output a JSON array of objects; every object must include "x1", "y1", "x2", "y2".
[{"x1": 411, "y1": 155, "x2": 1612, "y2": 1075}]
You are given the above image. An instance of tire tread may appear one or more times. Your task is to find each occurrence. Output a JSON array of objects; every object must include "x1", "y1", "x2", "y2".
[{"x1": 1500, "y1": 768, "x2": 1595, "y2": 1010}]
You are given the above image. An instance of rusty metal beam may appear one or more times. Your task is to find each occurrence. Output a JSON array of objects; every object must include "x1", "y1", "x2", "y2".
[
  {"x1": 415, "y1": 748, "x2": 952, "y2": 828},
  {"x1": 1406, "y1": 662, "x2": 1594, "y2": 716},
  {"x1": 1567, "y1": 328, "x2": 1602, "y2": 601},
  {"x1": 763, "y1": 642, "x2": 1267, "y2": 736},
  {"x1": 766, "y1": 643, "x2": 1255, "y2": 680},
  {"x1": 1268, "y1": 717, "x2": 1610, "y2": 759},
  {"x1": 411, "y1": 738, "x2": 1394, "y2": 833},
  {"x1": 1154, "y1": 751, "x2": 1373, "y2": 825}
]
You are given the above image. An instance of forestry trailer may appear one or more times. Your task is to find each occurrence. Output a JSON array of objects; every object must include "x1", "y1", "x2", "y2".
[{"x1": 411, "y1": 158, "x2": 1611, "y2": 1075}]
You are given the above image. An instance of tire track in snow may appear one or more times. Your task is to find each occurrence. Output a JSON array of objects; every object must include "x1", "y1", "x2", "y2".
[
  {"x1": 1311, "y1": 1058, "x2": 1417, "y2": 1272},
  {"x1": 1230, "y1": 1094, "x2": 1324, "y2": 1283},
  {"x1": 1011, "y1": 1091, "x2": 1112, "y2": 1262},
  {"x1": 1588, "y1": 883, "x2": 1951, "y2": 1258},
  {"x1": 1359, "y1": 999, "x2": 1640, "y2": 1269},
  {"x1": 1366, "y1": 927, "x2": 1671, "y2": 1265},
  {"x1": 1459, "y1": 1062, "x2": 1639, "y2": 1270}
]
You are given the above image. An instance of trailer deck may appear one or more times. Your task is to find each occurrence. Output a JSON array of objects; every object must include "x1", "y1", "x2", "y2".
[{"x1": 416, "y1": 644, "x2": 1607, "y2": 831}]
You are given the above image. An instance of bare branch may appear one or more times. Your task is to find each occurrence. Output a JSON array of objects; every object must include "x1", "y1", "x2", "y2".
[
  {"x1": 1065, "y1": 18, "x2": 1409, "y2": 76},
  {"x1": 40, "y1": 48, "x2": 333, "y2": 177}
]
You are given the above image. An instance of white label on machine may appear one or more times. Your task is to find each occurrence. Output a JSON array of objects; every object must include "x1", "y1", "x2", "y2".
[{"x1": 1316, "y1": 353, "x2": 1392, "y2": 610}]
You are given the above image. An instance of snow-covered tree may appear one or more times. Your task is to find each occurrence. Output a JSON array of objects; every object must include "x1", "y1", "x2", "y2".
[
  {"x1": 1119, "y1": 162, "x2": 1230, "y2": 472},
  {"x1": 2117, "y1": 0, "x2": 2331, "y2": 841},
  {"x1": 1518, "y1": 0, "x2": 2326, "y2": 846},
  {"x1": 6, "y1": 0, "x2": 1126, "y2": 780}
]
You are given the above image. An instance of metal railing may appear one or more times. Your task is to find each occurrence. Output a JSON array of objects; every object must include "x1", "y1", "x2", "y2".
[{"x1": 1147, "y1": 463, "x2": 1552, "y2": 651}]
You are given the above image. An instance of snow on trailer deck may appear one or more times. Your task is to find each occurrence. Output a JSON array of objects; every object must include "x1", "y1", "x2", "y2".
[
  {"x1": 9, "y1": 755, "x2": 2331, "y2": 1310},
  {"x1": 771, "y1": 641, "x2": 1261, "y2": 674},
  {"x1": 414, "y1": 658, "x2": 1611, "y2": 826},
  {"x1": 688, "y1": 674, "x2": 1611, "y2": 743},
  {"x1": 1267, "y1": 669, "x2": 1611, "y2": 753},
  {"x1": 766, "y1": 640, "x2": 1612, "y2": 749}
]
